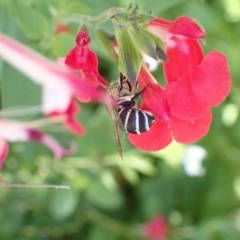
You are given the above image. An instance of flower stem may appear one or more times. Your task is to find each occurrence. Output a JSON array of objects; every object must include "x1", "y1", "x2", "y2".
[
  {"x1": 0, "y1": 105, "x2": 42, "y2": 117},
  {"x1": 0, "y1": 183, "x2": 70, "y2": 190},
  {"x1": 59, "y1": 7, "x2": 123, "y2": 26}
]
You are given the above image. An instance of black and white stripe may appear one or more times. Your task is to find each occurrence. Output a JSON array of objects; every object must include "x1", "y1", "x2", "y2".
[{"x1": 118, "y1": 108, "x2": 155, "y2": 134}]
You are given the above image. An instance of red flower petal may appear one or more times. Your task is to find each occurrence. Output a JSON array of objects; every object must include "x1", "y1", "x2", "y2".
[
  {"x1": 55, "y1": 24, "x2": 70, "y2": 34},
  {"x1": 138, "y1": 67, "x2": 170, "y2": 122},
  {"x1": 165, "y1": 79, "x2": 210, "y2": 120},
  {"x1": 65, "y1": 100, "x2": 85, "y2": 135},
  {"x1": 48, "y1": 99, "x2": 85, "y2": 135},
  {"x1": 193, "y1": 52, "x2": 231, "y2": 106},
  {"x1": 163, "y1": 38, "x2": 204, "y2": 83},
  {"x1": 142, "y1": 215, "x2": 168, "y2": 239},
  {"x1": 0, "y1": 139, "x2": 8, "y2": 169},
  {"x1": 170, "y1": 111, "x2": 212, "y2": 143},
  {"x1": 65, "y1": 46, "x2": 108, "y2": 88},
  {"x1": 168, "y1": 16, "x2": 205, "y2": 38},
  {"x1": 128, "y1": 119, "x2": 172, "y2": 151},
  {"x1": 65, "y1": 46, "x2": 97, "y2": 72},
  {"x1": 142, "y1": 84, "x2": 170, "y2": 122},
  {"x1": 75, "y1": 30, "x2": 91, "y2": 46},
  {"x1": 138, "y1": 66, "x2": 158, "y2": 87},
  {"x1": 148, "y1": 16, "x2": 205, "y2": 40}
]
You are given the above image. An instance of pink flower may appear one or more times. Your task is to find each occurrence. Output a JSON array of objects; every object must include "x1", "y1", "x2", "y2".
[
  {"x1": 65, "y1": 30, "x2": 108, "y2": 89},
  {"x1": 0, "y1": 32, "x2": 104, "y2": 134},
  {"x1": 0, "y1": 119, "x2": 74, "y2": 169},
  {"x1": 142, "y1": 215, "x2": 168, "y2": 240}
]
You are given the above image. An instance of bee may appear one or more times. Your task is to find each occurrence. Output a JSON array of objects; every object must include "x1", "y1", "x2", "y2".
[{"x1": 105, "y1": 73, "x2": 155, "y2": 158}]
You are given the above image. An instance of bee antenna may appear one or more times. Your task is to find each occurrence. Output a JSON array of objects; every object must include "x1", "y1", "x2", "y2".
[
  {"x1": 132, "y1": 84, "x2": 150, "y2": 100},
  {"x1": 97, "y1": 76, "x2": 109, "y2": 86}
]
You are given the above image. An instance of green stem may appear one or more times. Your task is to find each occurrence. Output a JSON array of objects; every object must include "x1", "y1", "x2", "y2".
[{"x1": 59, "y1": 7, "x2": 123, "y2": 26}]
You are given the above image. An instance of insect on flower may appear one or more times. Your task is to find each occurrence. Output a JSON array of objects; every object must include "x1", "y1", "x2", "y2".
[{"x1": 104, "y1": 73, "x2": 155, "y2": 158}]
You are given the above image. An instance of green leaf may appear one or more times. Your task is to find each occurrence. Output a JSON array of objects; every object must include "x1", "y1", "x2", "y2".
[
  {"x1": 86, "y1": 181, "x2": 124, "y2": 210},
  {"x1": 51, "y1": 33, "x2": 75, "y2": 57},
  {"x1": 123, "y1": 0, "x2": 185, "y2": 15},
  {"x1": 14, "y1": 5, "x2": 48, "y2": 39},
  {"x1": 128, "y1": 25, "x2": 158, "y2": 60},
  {"x1": 0, "y1": 3, "x2": 8, "y2": 31},
  {"x1": 147, "y1": 28, "x2": 168, "y2": 61},
  {"x1": 66, "y1": 1, "x2": 91, "y2": 14},
  {"x1": 125, "y1": 154, "x2": 157, "y2": 176},
  {"x1": 89, "y1": 226, "x2": 115, "y2": 240},
  {"x1": 48, "y1": 190, "x2": 79, "y2": 220},
  {"x1": 115, "y1": 26, "x2": 142, "y2": 86},
  {"x1": 138, "y1": 12, "x2": 155, "y2": 25},
  {"x1": 119, "y1": 163, "x2": 139, "y2": 185},
  {"x1": 1, "y1": 64, "x2": 41, "y2": 109},
  {"x1": 96, "y1": 28, "x2": 117, "y2": 60}
]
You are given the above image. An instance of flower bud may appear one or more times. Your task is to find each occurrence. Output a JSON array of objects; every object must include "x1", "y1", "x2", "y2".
[
  {"x1": 128, "y1": 25, "x2": 167, "y2": 61},
  {"x1": 115, "y1": 26, "x2": 142, "y2": 85},
  {"x1": 96, "y1": 28, "x2": 117, "y2": 60},
  {"x1": 138, "y1": 13, "x2": 155, "y2": 25}
]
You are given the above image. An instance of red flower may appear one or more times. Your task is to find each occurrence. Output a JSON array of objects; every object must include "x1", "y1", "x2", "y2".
[
  {"x1": 129, "y1": 16, "x2": 231, "y2": 151},
  {"x1": 48, "y1": 99, "x2": 85, "y2": 135},
  {"x1": 55, "y1": 23, "x2": 70, "y2": 34},
  {"x1": 147, "y1": 16, "x2": 231, "y2": 120},
  {"x1": 142, "y1": 215, "x2": 168, "y2": 240},
  {"x1": 128, "y1": 67, "x2": 212, "y2": 151},
  {"x1": 65, "y1": 30, "x2": 108, "y2": 89}
]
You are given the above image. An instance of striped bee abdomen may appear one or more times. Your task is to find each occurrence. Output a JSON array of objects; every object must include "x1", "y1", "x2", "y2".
[{"x1": 118, "y1": 108, "x2": 155, "y2": 134}]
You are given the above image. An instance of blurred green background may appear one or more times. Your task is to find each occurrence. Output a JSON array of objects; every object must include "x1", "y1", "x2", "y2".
[{"x1": 0, "y1": 0, "x2": 240, "y2": 239}]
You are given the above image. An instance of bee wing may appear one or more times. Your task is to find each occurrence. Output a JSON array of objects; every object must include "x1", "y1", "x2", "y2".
[
  {"x1": 113, "y1": 116, "x2": 123, "y2": 160},
  {"x1": 105, "y1": 96, "x2": 123, "y2": 160}
]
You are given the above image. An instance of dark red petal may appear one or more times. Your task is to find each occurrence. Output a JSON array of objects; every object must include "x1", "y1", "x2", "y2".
[
  {"x1": 65, "y1": 100, "x2": 85, "y2": 135},
  {"x1": 163, "y1": 38, "x2": 204, "y2": 83},
  {"x1": 76, "y1": 31, "x2": 91, "y2": 46},
  {"x1": 65, "y1": 47, "x2": 80, "y2": 69},
  {"x1": 84, "y1": 50, "x2": 100, "y2": 74},
  {"x1": 148, "y1": 16, "x2": 205, "y2": 39},
  {"x1": 128, "y1": 119, "x2": 172, "y2": 151},
  {"x1": 193, "y1": 52, "x2": 231, "y2": 106},
  {"x1": 65, "y1": 46, "x2": 107, "y2": 88},
  {"x1": 0, "y1": 139, "x2": 8, "y2": 169},
  {"x1": 141, "y1": 85, "x2": 170, "y2": 123},
  {"x1": 65, "y1": 46, "x2": 98, "y2": 72},
  {"x1": 65, "y1": 117, "x2": 85, "y2": 135},
  {"x1": 165, "y1": 80, "x2": 210, "y2": 120},
  {"x1": 170, "y1": 111, "x2": 212, "y2": 143},
  {"x1": 138, "y1": 67, "x2": 169, "y2": 122},
  {"x1": 138, "y1": 66, "x2": 158, "y2": 87},
  {"x1": 137, "y1": 67, "x2": 170, "y2": 121}
]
